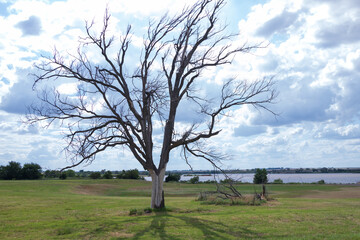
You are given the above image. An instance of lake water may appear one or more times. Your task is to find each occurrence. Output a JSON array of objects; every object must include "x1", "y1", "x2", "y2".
[{"x1": 145, "y1": 173, "x2": 360, "y2": 184}]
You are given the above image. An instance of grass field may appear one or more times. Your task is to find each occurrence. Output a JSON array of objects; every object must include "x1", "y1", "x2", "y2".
[{"x1": 0, "y1": 179, "x2": 360, "y2": 239}]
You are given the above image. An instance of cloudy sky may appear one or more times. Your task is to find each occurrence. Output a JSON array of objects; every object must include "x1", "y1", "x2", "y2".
[{"x1": 0, "y1": 0, "x2": 360, "y2": 171}]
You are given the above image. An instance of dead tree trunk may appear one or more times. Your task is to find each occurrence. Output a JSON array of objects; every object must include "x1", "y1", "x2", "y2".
[{"x1": 149, "y1": 168, "x2": 166, "y2": 209}]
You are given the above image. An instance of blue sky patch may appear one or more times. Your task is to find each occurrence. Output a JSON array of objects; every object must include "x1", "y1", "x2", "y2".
[
  {"x1": 1, "y1": 78, "x2": 10, "y2": 85},
  {"x1": 0, "y1": 2, "x2": 11, "y2": 17}
]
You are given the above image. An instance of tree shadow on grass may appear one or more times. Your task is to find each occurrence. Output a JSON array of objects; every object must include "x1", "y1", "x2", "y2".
[{"x1": 131, "y1": 211, "x2": 261, "y2": 240}]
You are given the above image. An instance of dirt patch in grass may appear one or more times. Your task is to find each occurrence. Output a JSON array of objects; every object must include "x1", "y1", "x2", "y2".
[
  {"x1": 74, "y1": 184, "x2": 115, "y2": 195},
  {"x1": 300, "y1": 187, "x2": 360, "y2": 199}
]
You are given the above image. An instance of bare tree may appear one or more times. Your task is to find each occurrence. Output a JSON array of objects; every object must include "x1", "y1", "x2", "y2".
[{"x1": 28, "y1": 0, "x2": 276, "y2": 209}]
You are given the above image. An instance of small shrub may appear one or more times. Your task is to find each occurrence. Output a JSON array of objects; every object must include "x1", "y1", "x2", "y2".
[
  {"x1": 59, "y1": 172, "x2": 67, "y2": 180},
  {"x1": 189, "y1": 176, "x2": 199, "y2": 184},
  {"x1": 103, "y1": 170, "x2": 113, "y2": 179},
  {"x1": 117, "y1": 169, "x2": 140, "y2": 179},
  {"x1": 89, "y1": 172, "x2": 101, "y2": 179},
  {"x1": 129, "y1": 209, "x2": 138, "y2": 215},
  {"x1": 272, "y1": 178, "x2": 283, "y2": 184},
  {"x1": 317, "y1": 179, "x2": 325, "y2": 184},
  {"x1": 311, "y1": 180, "x2": 326, "y2": 184},
  {"x1": 143, "y1": 207, "x2": 153, "y2": 214},
  {"x1": 165, "y1": 173, "x2": 181, "y2": 182}
]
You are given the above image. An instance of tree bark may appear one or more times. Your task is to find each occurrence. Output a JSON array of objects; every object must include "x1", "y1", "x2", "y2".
[{"x1": 149, "y1": 168, "x2": 166, "y2": 209}]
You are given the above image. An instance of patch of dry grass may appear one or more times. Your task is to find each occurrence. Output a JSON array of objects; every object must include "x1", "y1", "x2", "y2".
[{"x1": 299, "y1": 187, "x2": 360, "y2": 198}]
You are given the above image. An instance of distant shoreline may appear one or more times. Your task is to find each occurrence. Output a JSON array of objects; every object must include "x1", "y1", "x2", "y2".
[
  {"x1": 158, "y1": 167, "x2": 360, "y2": 175},
  {"x1": 145, "y1": 172, "x2": 360, "y2": 184}
]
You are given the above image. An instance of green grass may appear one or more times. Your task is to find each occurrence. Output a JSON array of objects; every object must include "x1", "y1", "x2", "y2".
[{"x1": 0, "y1": 179, "x2": 359, "y2": 239}]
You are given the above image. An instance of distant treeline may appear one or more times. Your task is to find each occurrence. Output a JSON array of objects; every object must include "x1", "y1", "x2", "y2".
[
  {"x1": 44, "y1": 169, "x2": 144, "y2": 180},
  {"x1": 0, "y1": 161, "x2": 42, "y2": 180},
  {"x1": 0, "y1": 161, "x2": 144, "y2": 180}
]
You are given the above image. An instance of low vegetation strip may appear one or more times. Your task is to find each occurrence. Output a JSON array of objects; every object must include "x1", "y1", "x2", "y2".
[{"x1": 0, "y1": 180, "x2": 359, "y2": 239}]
